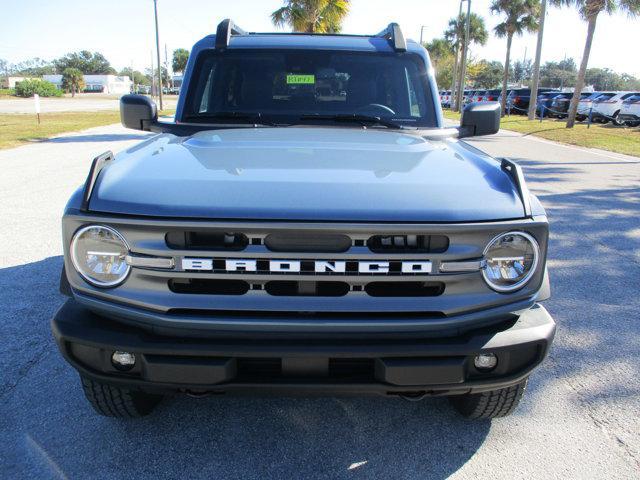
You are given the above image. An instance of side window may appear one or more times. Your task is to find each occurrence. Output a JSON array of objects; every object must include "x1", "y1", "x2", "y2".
[
  {"x1": 621, "y1": 93, "x2": 633, "y2": 100},
  {"x1": 197, "y1": 63, "x2": 217, "y2": 113},
  {"x1": 405, "y1": 67, "x2": 423, "y2": 117}
]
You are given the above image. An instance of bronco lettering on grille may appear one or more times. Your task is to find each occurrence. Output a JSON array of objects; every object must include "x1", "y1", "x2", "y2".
[{"x1": 181, "y1": 258, "x2": 432, "y2": 274}]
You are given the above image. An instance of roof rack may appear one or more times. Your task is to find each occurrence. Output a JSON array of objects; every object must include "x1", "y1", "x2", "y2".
[
  {"x1": 375, "y1": 23, "x2": 407, "y2": 52},
  {"x1": 215, "y1": 19, "x2": 247, "y2": 50}
]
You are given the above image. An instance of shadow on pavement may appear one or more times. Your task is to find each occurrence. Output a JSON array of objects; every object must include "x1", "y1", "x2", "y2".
[
  {"x1": 1, "y1": 257, "x2": 489, "y2": 479},
  {"x1": 46, "y1": 134, "x2": 151, "y2": 144},
  {"x1": 512, "y1": 157, "x2": 640, "y2": 407}
]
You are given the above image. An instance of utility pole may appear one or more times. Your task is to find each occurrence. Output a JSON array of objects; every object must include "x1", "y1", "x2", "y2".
[
  {"x1": 165, "y1": 43, "x2": 172, "y2": 89},
  {"x1": 419, "y1": 26, "x2": 428, "y2": 45},
  {"x1": 150, "y1": 50, "x2": 155, "y2": 96},
  {"x1": 153, "y1": 0, "x2": 163, "y2": 110},
  {"x1": 528, "y1": 0, "x2": 547, "y2": 120},
  {"x1": 450, "y1": 0, "x2": 464, "y2": 110},
  {"x1": 130, "y1": 60, "x2": 135, "y2": 93},
  {"x1": 456, "y1": 0, "x2": 471, "y2": 113}
]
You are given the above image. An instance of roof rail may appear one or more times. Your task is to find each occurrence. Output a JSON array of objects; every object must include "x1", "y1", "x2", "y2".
[
  {"x1": 375, "y1": 23, "x2": 407, "y2": 52},
  {"x1": 215, "y1": 19, "x2": 247, "y2": 50}
]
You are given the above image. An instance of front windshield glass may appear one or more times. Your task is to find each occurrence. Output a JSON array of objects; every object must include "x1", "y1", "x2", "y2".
[{"x1": 185, "y1": 49, "x2": 437, "y2": 128}]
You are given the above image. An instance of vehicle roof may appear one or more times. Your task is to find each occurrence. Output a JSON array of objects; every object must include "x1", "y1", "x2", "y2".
[
  {"x1": 193, "y1": 32, "x2": 425, "y2": 54},
  {"x1": 175, "y1": 25, "x2": 441, "y2": 125}
]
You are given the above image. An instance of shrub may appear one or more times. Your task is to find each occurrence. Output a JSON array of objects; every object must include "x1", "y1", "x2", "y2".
[
  {"x1": 14, "y1": 79, "x2": 62, "y2": 98},
  {"x1": 0, "y1": 88, "x2": 15, "y2": 96}
]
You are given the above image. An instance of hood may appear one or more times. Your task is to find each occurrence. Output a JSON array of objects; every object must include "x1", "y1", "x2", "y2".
[{"x1": 90, "y1": 127, "x2": 525, "y2": 222}]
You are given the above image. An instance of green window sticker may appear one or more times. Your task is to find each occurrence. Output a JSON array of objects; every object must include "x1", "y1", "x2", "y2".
[{"x1": 287, "y1": 74, "x2": 315, "y2": 85}]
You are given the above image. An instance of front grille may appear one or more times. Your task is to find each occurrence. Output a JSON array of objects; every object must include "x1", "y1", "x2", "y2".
[
  {"x1": 167, "y1": 279, "x2": 443, "y2": 297},
  {"x1": 166, "y1": 231, "x2": 248, "y2": 251},
  {"x1": 265, "y1": 233, "x2": 351, "y2": 252},
  {"x1": 364, "y1": 282, "x2": 444, "y2": 297},
  {"x1": 367, "y1": 234, "x2": 449, "y2": 253},
  {"x1": 67, "y1": 218, "x2": 546, "y2": 319},
  {"x1": 169, "y1": 279, "x2": 250, "y2": 295},
  {"x1": 264, "y1": 281, "x2": 350, "y2": 297}
]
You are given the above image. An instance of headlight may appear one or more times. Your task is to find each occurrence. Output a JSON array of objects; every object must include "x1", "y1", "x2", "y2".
[
  {"x1": 482, "y1": 231, "x2": 539, "y2": 292},
  {"x1": 70, "y1": 225, "x2": 130, "y2": 287}
]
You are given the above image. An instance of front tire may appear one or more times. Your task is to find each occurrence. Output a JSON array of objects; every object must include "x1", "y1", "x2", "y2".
[
  {"x1": 80, "y1": 376, "x2": 163, "y2": 418},
  {"x1": 612, "y1": 110, "x2": 624, "y2": 126},
  {"x1": 449, "y1": 378, "x2": 528, "y2": 419}
]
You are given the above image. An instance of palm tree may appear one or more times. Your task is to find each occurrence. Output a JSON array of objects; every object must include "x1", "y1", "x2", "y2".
[
  {"x1": 491, "y1": 0, "x2": 540, "y2": 115},
  {"x1": 271, "y1": 0, "x2": 350, "y2": 33},
  {"x1": 528, "y1": 0, "x2": 548, "y2": 120},
  {"x1": 551, "y1": 0, "x2": 640, "y2": 128},
  {"x1": 61, "y1": 67, "x2": 84, "y2": 97},
  {"x1": 444, "y1": 12, "x2": 488, "y2": 110}
]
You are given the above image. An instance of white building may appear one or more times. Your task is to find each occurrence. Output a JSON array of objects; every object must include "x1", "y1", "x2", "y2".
[
  {"x1": 43, "y1": 74, "x2": 132, "y2": 94},
  {"x1": 1, "y1": 76, "x2": 39, "y2": 88}
]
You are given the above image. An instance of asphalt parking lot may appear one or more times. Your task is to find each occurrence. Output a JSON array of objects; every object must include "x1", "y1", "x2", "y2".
[{"x1": 1, "y1": 124, "x2": 639, "y2": 478}]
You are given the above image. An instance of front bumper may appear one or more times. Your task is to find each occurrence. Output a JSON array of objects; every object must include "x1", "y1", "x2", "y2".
[{"x1": 52, "y1": 299, "x2": 556, "y2": 396}]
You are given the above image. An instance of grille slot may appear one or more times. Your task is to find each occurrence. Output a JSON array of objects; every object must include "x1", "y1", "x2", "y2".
[
  {"x1": 169, "y1": 279, "x2": 250, "y2": 295},
  {"x1": 367, "y1": 234, "x2": 449, "y2": 253},
  {"x1": 264, "y1": 281, "x2": 350, "y2": 297},
  {"x1": 166, "y1": 231, "x2": 248, "y2": 251},
  {"x1": 265, "y1": 233, "x2": 351, "y2": 253},
  {"x1": 365, "y1": 282, "x2": 445, "y2": 297}
]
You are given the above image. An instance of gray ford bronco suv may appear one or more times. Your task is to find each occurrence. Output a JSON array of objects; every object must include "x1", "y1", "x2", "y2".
[{"x1": 52, "y1": 20, "x2": 555, "y2": 419}]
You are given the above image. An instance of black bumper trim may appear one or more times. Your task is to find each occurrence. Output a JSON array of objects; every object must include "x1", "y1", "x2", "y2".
[{"x1": 52, "y1": 299, "x2": 555, "y2": 395}]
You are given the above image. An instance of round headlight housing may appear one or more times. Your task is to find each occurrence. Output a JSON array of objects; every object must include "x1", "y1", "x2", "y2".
[
  {"x1": 71, "y1": 225, "x2": 130, "y2": 287},
  {"x1": 482, "y1": 231, "x2": 539, "y2": 292}
]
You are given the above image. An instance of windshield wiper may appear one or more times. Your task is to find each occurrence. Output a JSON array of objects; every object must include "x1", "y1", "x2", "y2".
[
  {"x1": 299, "y1": 114, "x2": 410, "y2": 130},
  {"x1": 185, "y1": 111, "x2": 280, "y2": 126}
]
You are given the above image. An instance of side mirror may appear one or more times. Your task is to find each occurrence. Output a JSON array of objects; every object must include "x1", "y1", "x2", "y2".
[
  {"x1": 120, "y1": 94, "x2": 158, "y2": 131},
  {"x1": 459, "y1": 101, "x2": 500, "y2": 138}
]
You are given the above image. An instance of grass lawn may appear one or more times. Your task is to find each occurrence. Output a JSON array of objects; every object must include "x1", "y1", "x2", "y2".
[
  {"x1": 0, "y1": 110, "x2": 174, "y2": 150},
  {"x1": 442, "y1": 110, "x2": 640, "y2": 157}
]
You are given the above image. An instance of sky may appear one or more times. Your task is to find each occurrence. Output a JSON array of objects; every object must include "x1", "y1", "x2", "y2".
[{"x1": 1, "y1": 0, "x2": 639, "y2": 77}]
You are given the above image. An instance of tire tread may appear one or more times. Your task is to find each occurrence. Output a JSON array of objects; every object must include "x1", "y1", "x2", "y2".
[
  {"x1": 80, "y1": 376, "x2": 162, "y2": 418},
  {"x1": 449, "y1": 378, "x2": 528, "y2": 419}
]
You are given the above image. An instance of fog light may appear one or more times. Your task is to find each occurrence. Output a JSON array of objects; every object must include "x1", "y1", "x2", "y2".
[
  {"x1": 474, "y1": 353, "x2": 498, "y2": 371},
  {"x1": 111, "y1": 351, "x2": 136, "y2": 371}
]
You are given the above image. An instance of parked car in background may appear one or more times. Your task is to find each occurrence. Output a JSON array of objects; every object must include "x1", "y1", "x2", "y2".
[
  {"x1": 507, "y1": 88, "x2": 558, "y2": 114},
  {"x1": 576, "y1": 92, "x2": 610, "y2": 121},
  {"x1": 618, "y1": 94, "x2": 640, "y2": 127},
  {"x1": 592, "y1": 91, "x2": 640, "y2": 125},
  {"x1": 535, "y1": 92, "x2": 561, "y2": 116},
  {"x1": 485, "y1": 89, "x2": 501, "y2": 102},
  {"x1": 441, "y1": 90, "x2": 452, "y2": 107},
  {"x1": 548, "y1": 92, "x2": 592, "y2": 118},
  {"x1": 471, "y1": 90, "x2": 488, "y2": 102}
]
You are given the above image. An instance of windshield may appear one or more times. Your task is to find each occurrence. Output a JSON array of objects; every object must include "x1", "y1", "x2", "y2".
[{"x1": 184, "y1": 49, "x2": 437, "y2": 128}]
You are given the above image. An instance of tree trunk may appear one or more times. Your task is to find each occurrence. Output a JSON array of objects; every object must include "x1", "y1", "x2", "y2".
[
  {"x1": 566, "y1": 14, "x2": 598, "y2": 128},
  {"x1": 528, "y1": 0, "x2": 547, "y2": 120},
  {"x1": 500, "y1": 33, "x2": 513, "y2": 116},
  {"x1": 456, "y1": 41, "x2": 467, "y2": 113},
  {"x1": 450, "y1": 44, "x2": 460, "y2": 110}
]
